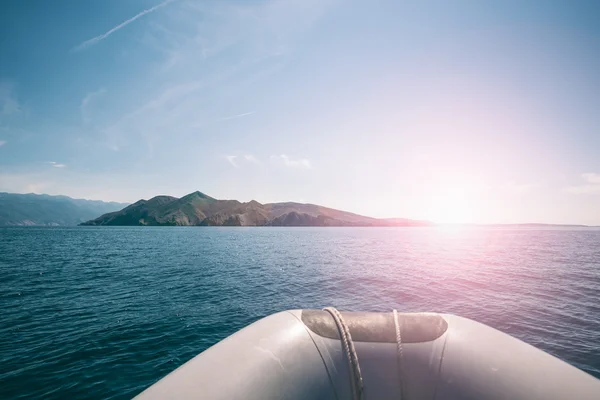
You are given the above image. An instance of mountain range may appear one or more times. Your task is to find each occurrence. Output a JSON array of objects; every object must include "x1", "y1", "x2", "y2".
[
  {"x1": 81, "y1": 191, "x2": 431, "y2": 227},
  {"x1": 0, "y1": 192, "x2": 128, "y2": 226}
]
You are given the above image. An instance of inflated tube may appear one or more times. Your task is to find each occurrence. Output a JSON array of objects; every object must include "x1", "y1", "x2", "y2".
[{"x1": 135, "y1": 310, "x2": 600, "y2": 400}]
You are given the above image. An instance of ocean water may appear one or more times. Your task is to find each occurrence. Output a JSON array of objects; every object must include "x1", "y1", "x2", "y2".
[{"x1": 1, "y1": 226, "x2": 599, "y2": 399}]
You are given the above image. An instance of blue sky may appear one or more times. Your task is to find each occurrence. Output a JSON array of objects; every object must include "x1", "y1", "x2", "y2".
[{"x1": 0, "y1": 0, "x2": 599, "y2": 224}]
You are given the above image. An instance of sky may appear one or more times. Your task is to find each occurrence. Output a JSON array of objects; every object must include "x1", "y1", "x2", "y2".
[{"x1": 0, "y1": 0, "x2": 599, "y2": 224}]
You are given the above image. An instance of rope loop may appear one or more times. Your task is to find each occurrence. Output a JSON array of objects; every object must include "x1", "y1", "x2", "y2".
[
  {"x1": 393, "y1": 309, "x2": 406, "y2": 399},
  {"x1": 323, "y1": 307, "x2": 364, "y2": 400}
]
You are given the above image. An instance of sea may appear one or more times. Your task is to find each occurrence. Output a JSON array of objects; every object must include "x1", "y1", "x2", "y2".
[{"x1": 1, "y1": 226, "x2": 599, "y2": 399}]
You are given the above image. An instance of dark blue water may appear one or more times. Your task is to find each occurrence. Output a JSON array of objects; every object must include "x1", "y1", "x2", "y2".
[{"x1": 1, "y1": 227, "x2": 599, "y2": 399}]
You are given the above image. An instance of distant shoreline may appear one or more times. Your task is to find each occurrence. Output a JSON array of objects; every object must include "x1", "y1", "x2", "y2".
[
  {"x1": 1, "y1": 191, "x2": 596, "y2": 228},
  {"x1": 78, "y1": 225, "x2": 597, "y2": 228}
]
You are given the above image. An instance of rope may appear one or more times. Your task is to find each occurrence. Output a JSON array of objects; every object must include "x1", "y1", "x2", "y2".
[
  {"x1": 323, "y1": 307, "x2": 364, "y2": 400},
  {"x1": 393, "y1": 309, "x2": 406, "y2": 399}
]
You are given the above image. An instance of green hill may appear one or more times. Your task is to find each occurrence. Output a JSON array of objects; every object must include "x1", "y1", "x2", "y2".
[{"x1": 81, "y1": 191, "x2": 431, "y2": 227}]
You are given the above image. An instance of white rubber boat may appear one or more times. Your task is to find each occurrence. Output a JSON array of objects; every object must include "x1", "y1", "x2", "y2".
[{"x1": 136, "y1": 309, "x2": 600, "y2": 399}]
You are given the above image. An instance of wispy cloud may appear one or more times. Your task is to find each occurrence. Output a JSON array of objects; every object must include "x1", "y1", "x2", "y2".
[
  {"x1": 71, "y1": 0, "x2": 176, "y2": 52},
  {"x1": 90, "y1": 1, "x2": 335, "y2": 156},
  {"x1": 270, "y1": 154, "x2": 311, "y2": 168},
  {"x1": 582, "y1": 173, "x2": 600, "y2": 184},
  {"x1": 100, "y1": 79, "x2": 206, "y2": 153},
  {"x1": 0, "y1": 140, "x2": 5, "y2": 147},
  {"x1": 147, "y1": 0, "x2": 334, "y2": 70},
  {"x1": 80, "y1": 88, "x2": 106, "y2": 124},
  {"x1": 48, "y1": 162, "x2": 67, "y2": 169},
  {"x1": 225, "y1": 154, "x2": 261, "y2": 168},
  {"x1": 102, "y1": 57, "x2": 268, "y2": 152},
  {"x1": 244, "y1": 154, "x2": 260, "y2": 164},
  {"x1": 217, "y1": 111, "x2": 255, "y2": 122},
  {"x1": 565, "y1": 173, "x2": 600, "y2": 194},
  {"x1": 0, "y1": 82, "x2": 20, "y2": 117},
  {"x1": 566, "y1": 186, "x2": 600, "y2": 194},
  {"x1": 225, "y1": 155, "x2": 239, "y2": 168}
]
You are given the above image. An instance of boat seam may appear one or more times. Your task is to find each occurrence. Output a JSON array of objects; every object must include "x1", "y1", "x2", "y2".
[
  {"x1": 286, "y1": 310, "x2": 341, "y2": 400},
  {"x1": 432, "y1": 319, "x2": 450, "y2": 400}
]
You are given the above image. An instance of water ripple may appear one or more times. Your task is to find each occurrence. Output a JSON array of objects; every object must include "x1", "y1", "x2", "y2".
[{"x1": 1, "y1": 226, "x2": 599, "y2": 399}]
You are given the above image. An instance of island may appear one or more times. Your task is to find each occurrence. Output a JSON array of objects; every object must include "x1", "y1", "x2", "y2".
[{"x1": 80, "y1": 191, "x2": 431, "y2": 227}]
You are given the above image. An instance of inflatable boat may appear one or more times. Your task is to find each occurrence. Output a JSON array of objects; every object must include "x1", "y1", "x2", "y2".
[{"x1": 136, "y1": 309, "x2": 600, "y2": 399}]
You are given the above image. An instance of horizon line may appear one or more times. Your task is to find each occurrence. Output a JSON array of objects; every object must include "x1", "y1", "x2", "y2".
[{"x1": 1, "y1": 190, "x2": 597, "y2": 227}]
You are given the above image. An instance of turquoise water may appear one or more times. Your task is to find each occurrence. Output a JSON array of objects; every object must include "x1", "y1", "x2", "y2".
[{"x1": 1, "y1": 226, "x2": 599, "y2": 398}]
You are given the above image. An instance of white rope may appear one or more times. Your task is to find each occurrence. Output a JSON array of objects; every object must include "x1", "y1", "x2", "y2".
[
  {"x1": 393, "y1": 309, "x2": 406, "y2": 399},
  {"x1": 323, "y1": 307, "x2": 364, "y2": 400}
]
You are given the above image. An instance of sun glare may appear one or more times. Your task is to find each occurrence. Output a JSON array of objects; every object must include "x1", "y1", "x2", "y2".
[{"x1": 426, "y1": 191, "x2": 477, "y2": 224}]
